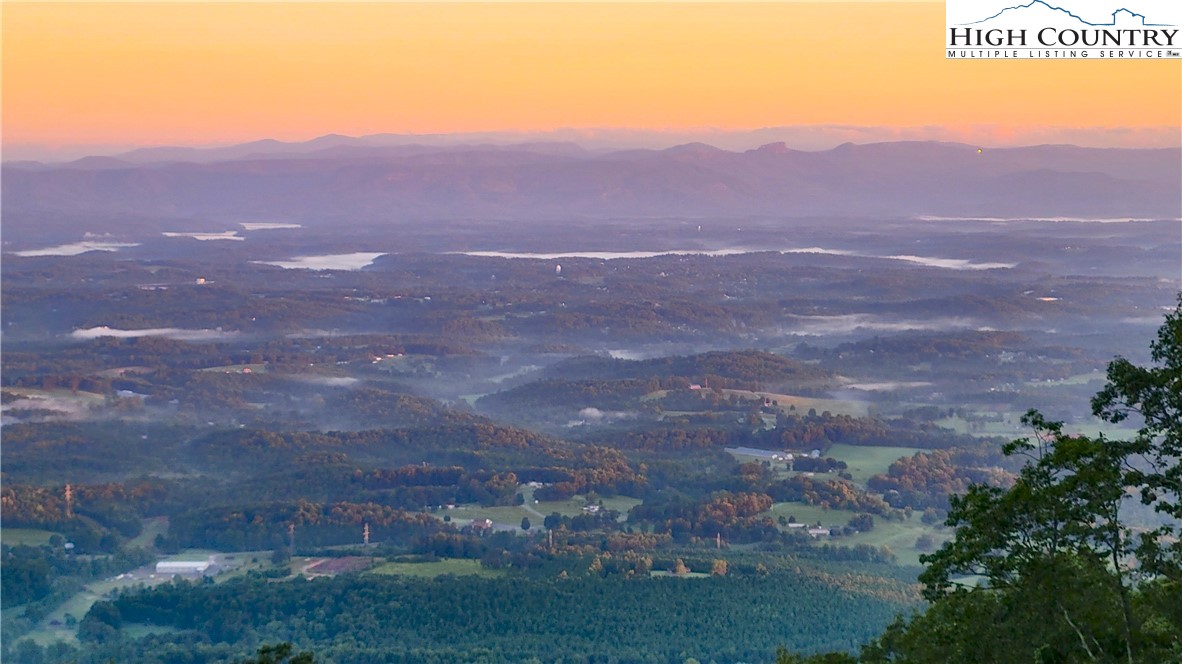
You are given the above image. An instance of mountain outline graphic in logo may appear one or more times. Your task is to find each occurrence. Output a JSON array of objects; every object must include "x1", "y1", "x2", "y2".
[
  {"x1": 945, "y1": 0, "x2": 1181, "y2": 60},
  {"x1": 961, "y1": 0, "x2": 1174, "y2": 27}
]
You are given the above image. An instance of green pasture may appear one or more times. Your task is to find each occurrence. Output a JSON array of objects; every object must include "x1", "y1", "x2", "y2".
[
  {"x1": 444, "y1": 504, "x2": 534, "y2": 528},
  {"x1": 767, "y1": 502, "x2": 854, "y2": 528},
  {"x1": 825, "y1": 444, "x2": 924, "y2": 485},
  {"x1": 841, "y1": 515, "x2": 952, "y2": 567},
  {"x1": 724, "y1": 390, "x2": 871, "y2": 418},
  {"x1": 28, "y1": 575, "x2": 173, "y2": 646},
  {"x1": 767, "y1": 502, "x2": 949, "y2": 568},
  {"x1": 1, "y1": 528, "x2": 59, "y2": 546},
  {"x1": 127, "y1": 516, "x2": 169, "y2": 548},
  {"x1": 530, "y1": 492, "x2": 640, "y2": 519}
]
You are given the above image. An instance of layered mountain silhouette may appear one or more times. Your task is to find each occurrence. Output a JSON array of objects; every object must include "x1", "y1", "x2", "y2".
[
  {"x1": 963, "y1": 1, "x2": 1172, "y2": 26},
  {"x1": 3, "y1": 140, "x2": 1179, "y2": 225}
]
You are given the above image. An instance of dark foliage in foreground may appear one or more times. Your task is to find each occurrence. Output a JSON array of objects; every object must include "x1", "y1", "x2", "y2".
[{"x1": 787, "y1": 297, "x2": 1182, "y2": 663}]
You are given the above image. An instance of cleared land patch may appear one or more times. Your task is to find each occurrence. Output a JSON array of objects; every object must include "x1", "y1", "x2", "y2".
[
  {"x1": 369, "y1": 558, "x2": 503, "y2": 578},
  {"x1": 1, "y1": 528, "x2": 59, "y2": 546},
  {"x1": 766, "y1": 502, "x2": 950, "y2": 567},
  {"x1": 825, "y1": 444, "x2": 924, "y2": 485}
]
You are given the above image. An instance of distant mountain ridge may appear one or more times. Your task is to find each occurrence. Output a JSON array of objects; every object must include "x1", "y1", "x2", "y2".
[{"x1": 3, "y1": 140, "x2": 1179, "y2": 224}]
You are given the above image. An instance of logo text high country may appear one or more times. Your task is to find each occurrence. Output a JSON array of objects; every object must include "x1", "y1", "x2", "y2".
[{"x1": 949, "y1": 26, "x2": 1177, "y2": 47}]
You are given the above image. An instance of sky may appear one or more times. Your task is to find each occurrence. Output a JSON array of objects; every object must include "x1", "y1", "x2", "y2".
[{"x1": 2, "y1": 1, "x2": 1180, "y2": 160}]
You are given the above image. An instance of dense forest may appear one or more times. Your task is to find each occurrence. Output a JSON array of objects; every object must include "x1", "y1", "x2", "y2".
[{"x1": 69, "y1": 570, "x2": 908, "y2": 663}]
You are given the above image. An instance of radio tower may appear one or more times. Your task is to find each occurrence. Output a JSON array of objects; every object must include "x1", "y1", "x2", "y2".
[
  {"x1": 363, "y1": 523, "x2": 371, "y2": 546},
  {"x1": 64, "y1": 484, "x2": 74, "y2": 518}
]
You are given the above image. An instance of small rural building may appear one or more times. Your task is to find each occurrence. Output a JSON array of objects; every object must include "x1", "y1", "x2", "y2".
[
  {"x1": 155, "y1": 560, "x2": 213, "y2": 575},
  {"x1": 470, "y1": 518, "x2": 494, "y2": 532}
]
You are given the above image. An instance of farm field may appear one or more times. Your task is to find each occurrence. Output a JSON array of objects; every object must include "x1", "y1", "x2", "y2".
[
  {"x1": 840, "y1": 514, "x2": 952, "y2": 568},
  {"x1": 443, "y1": 504, "x2": 536, "y2": 529},
  {"x1": 1, "y1": 528, "x2": 58, "y2": 546},
  {"x1": 767, "y1": 502, "x2": 857, "y2": 529},
  {"x1": 729, "y1": 444, "x2": 922, "y2": 486},
  {"x1": 766, "y1": 502, "x2": 950, "y2": 567},
  {"x1": 303, "y1": 556, "x2": 375, "y2": 576},
  {"x1": 721, "y1": 389, "x2": 871, "y2": 418},
  {"x1": 369, "y1": 558, "x2": 504, "y2": 578},
  {"x1": 533, "y1": 493, "x2": 641, "y2": 519},
  {"x1": 825, "y1": 444, "x2": 924, "y2": 485}
]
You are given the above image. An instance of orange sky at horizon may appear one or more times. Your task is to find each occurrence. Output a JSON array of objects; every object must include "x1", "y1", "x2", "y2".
[{"x1": 3, "y1": 2, "x2": 1180, "y2": 153}]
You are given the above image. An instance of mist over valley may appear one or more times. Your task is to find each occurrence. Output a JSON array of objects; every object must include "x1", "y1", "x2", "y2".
[{"x1": 2, "y1": 137, "x2": 1179, "y2": 663}]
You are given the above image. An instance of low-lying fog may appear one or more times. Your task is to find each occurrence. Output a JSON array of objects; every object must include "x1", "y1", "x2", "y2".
[{"x1": 70, "y1": 327, "x2": 238, "y2": 341}]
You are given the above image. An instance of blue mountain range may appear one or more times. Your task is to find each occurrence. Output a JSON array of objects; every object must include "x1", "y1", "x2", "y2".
[{"x1": 963, "y1": 0, "x2": 1173, "y2": 26}]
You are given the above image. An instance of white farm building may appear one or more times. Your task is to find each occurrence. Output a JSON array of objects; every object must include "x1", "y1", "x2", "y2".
[{"x1": 155, "y1": 559, "x2": 213, "y2": 575}]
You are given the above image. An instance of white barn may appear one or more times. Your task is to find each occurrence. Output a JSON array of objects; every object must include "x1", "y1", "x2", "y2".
[{"x1": 155, "y1": 560, "x2": 213, "y2": 575}]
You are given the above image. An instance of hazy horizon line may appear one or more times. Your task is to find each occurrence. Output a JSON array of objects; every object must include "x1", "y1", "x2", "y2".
[{"x1": 5, "y1": 124, "x2": 1180, "y2": 163}]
